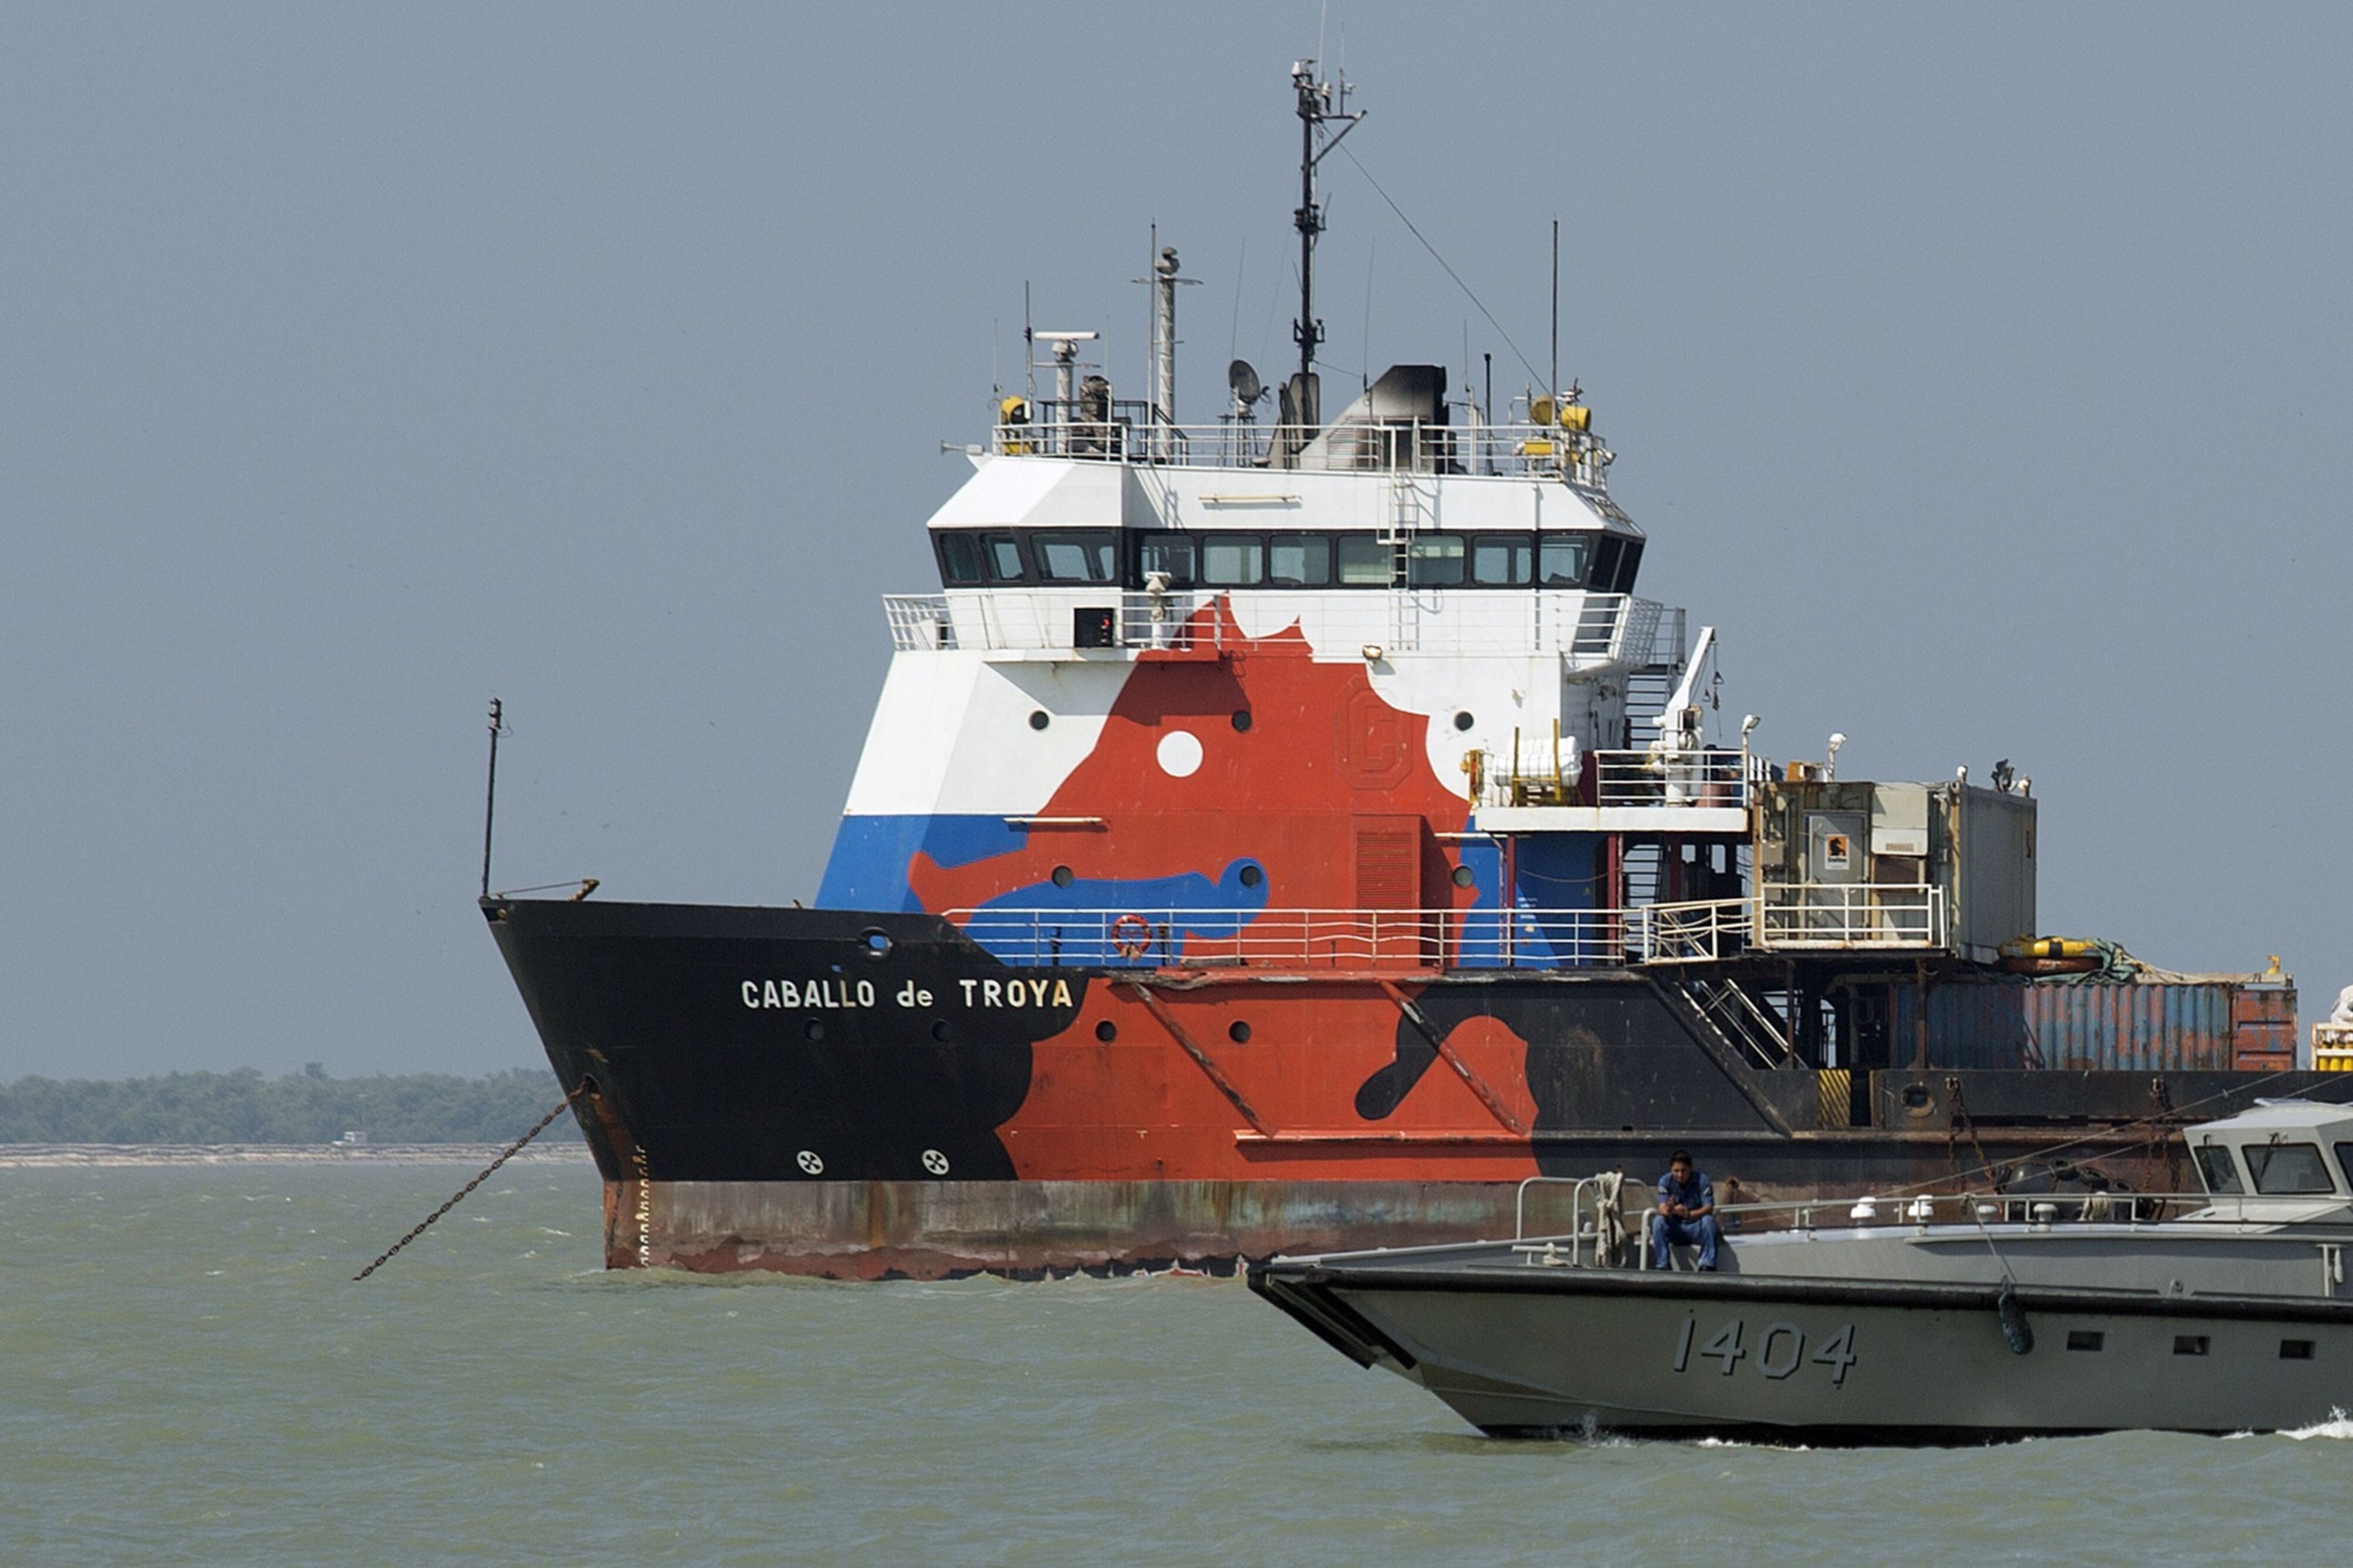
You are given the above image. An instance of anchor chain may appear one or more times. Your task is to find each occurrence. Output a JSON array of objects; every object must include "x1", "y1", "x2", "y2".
[{"x1": 353, "y1": 1086, "x2": 584, "y2": 1281}]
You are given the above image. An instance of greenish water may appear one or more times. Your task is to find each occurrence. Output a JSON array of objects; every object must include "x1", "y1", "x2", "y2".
[{"x1": 5, "y1": 1163, "x2": 2349, "y2": 1565}]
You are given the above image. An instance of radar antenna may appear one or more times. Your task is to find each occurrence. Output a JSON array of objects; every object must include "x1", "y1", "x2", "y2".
[{"x1": 1287, "y1": 58, "x2": 1364, "y2": 444}]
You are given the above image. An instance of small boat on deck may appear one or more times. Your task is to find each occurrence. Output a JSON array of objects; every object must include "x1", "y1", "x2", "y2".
[{"x1": 1249, "y1": 1098, "x2": 2353, "y2": 1443}]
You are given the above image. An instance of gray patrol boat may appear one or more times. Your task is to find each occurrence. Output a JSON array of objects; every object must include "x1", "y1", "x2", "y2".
[{"x1": 1250, "y1": 1097, "x2": 2353, "y2": 1442}]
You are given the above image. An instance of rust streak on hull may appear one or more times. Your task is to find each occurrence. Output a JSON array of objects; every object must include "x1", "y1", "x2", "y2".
[{"x1": 603, "y1": 1150, "x2": 2195, "y2": 1280}]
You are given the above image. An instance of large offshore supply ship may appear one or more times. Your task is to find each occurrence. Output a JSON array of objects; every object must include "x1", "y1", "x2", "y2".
[{"x1": 486, "y1": 66, "x2": 2309, "y2": 1278}]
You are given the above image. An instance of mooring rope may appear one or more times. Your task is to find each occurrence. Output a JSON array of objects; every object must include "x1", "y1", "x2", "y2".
[{"x1": 352, "y1": 1086, "x2": 583, "y2": 1281}]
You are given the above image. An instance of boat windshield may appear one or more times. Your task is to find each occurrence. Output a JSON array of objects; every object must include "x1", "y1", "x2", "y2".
[
  {"x1": 2194, "y1": 1142, "x2": 2244, "y2": 1195},
  {"x1": 2244, "y1": 1141, "x2": 2335, "y2": 1196}
]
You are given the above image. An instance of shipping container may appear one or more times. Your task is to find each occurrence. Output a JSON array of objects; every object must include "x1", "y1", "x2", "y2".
[{"x1": 1894, "y1": 979, "x2": 2270, "y2": 1073}]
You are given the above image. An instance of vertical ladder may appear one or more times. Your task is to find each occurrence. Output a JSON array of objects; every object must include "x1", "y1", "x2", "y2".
[{"x1": 1384, "y1": 472, "x2": 1427, "y2": 652}]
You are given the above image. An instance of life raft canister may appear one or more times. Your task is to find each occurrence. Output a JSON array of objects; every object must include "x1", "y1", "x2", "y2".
[{"x1": 1997, "y1": 936, "x2": 2102, "y2": 976}]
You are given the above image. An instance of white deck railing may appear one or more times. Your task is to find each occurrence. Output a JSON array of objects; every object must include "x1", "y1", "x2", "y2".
[
  {"x1": 1485, "y1": 747, "x2": 1761, "y2": 810},
  {"x1": 946, "y1": 900, "x2": 1762, "y2": 971},
  {"x1": 881, "y1": 589, "x2": 1665, "y2": 664},
  {"x1": 992, "y1": 416, "x2": 1612, "y2": 486},
  {"x1": 946, "y1": 885, "x2": 1954, "y2": 970},
  {"x1": 1755, "y1": 883, "x2": 1948, "y2": 950}
]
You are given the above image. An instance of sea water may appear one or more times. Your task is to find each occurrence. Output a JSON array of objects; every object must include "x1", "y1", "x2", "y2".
[{"x1": 3, "y1": 1160, "x2": 2347, "y2": 1565}]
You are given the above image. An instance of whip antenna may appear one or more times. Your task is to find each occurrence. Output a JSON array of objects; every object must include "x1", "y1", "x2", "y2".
[{"x1": 479, "y1": 697, "x2": 506, "y2": 900}]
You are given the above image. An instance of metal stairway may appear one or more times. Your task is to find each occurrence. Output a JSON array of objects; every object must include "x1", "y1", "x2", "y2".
[{"x1": 1686, "y1": 976, "x2": 1792, "y2": 1070}]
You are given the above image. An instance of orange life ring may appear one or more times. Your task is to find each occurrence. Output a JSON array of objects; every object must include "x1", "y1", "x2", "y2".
[{"x1": 1110, "y1": 913, "x2": 1154, "y2": 960}]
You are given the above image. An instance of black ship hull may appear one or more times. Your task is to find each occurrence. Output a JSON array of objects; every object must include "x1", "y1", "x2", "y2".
[{"x1": 485, "y1": 896, "x2": 2316, "y2": 1278}]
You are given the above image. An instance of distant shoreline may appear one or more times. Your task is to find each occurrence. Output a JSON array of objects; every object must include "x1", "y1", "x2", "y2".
[{"x1": 0, "y1": 1143, "x2": 594, "y2": 1167}]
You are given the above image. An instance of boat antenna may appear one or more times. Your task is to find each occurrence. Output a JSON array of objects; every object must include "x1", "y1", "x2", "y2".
[
  {"x1": 1289, "y1": 57, "x2": 1364, "y2": 435},
  {"x1": 1549, "y1": 218, "x2": 1559, "y2": 399},
  {"x1": 1136, "y1": 222, "x2": 1198, "y2": 451},
  {"x1": 1228, "y1": 236, "x2": 1247, "y2": 365},
  {"x1": 1023, "y1": 281, "x2": 1035, "y2": 403},
  {"x1": 479, "y1": 696, "x2": 506, "y2": 900}
]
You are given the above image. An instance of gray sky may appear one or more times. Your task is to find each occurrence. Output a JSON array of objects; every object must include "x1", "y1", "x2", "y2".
[{"x1": 6, "y1": 4, "x2": 2350, "y2": 1079}]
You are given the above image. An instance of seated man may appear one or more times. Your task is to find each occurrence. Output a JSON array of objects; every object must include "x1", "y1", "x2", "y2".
[{"x1": 1649, "y1": 1149, "x2": 1721, "y2": 1270}]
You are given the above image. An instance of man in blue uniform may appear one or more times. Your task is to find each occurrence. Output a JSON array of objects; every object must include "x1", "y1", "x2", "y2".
[{"x1": 1649, "y1": 1149, "x2": 1721, "y2": 1270}]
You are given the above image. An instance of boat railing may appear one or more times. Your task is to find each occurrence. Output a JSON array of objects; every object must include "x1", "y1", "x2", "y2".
[
  {"x1": 945, "y1": 899, "x2": 1759, "y2": 971},
  {"x1": 1514, "y1": 1175, "x2": 1621, "y2": 1260},
  {"x1": 1711, "y1": 1187, "x2": 2209, "y2": 1234},
  {"x1": 1510, "y1": 1185, "x2": 2285, "y2": 1269},
  {"x1": 944, "y1": 893, "x2": 1952, "y2": 968},
  {"x1": 1628, "y1": 898, "x2": 1751, "y2": 963},
  {"x1": 1485, "y1": 746, "x2": 1758, "y2": 810},
  {"x1": 991, "y1": 415, "x2": 1611, "y2": 485},
  {"x1": 1755, "y1": 882, "x2": 1947, "y2": 950},
  {"x1": 879, "y1": 588, "x2": 1665, "y2": 665}
]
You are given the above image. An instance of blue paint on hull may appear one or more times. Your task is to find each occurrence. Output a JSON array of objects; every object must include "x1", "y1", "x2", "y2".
[{"x1": 815, "y1": 814, "x2": 1028, "y2": 910}]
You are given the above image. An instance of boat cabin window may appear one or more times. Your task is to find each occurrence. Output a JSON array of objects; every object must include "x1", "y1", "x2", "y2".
[
  {"x1": 1268, "y1": 534, "x2": 1332, "y2": 586},
  {"x1": 936, "y1": 531, "x2": 989, "y2": 586},
  {"x1": 1592, "y1": 535, "x2": 1623, "y2": 592},
  {"x1": 2194, "y1": 1142, "x2": 2244, "y2": 1194},
  {"x1": 941, "y1": 526, "x2": 1618, "y2": 592},
  {"x1": 1135, "y1": 533, "x2": 1196, "y2": 587},
  {"x1": 1405, "y1": 535, "x2": 1465, "y2": 586},
  {"x1": 985, "y1": 532, "x2": 1029, "y2": 582},
  {"x1": 1582, "y1": 533, "x2": 1645, "y2": 592},
  {"x1": 2336, "y1": 1145, "x2": 2353, "y2": 1189},
  {"x1": 1611, "y1": 538, "x2": 1645, "y2": 593},
  {"x1": 1337, "y1": 535, "x2": 1395, "y2": 585},
  {"x1": 1537, "y1": 535, "x2": 1590, "y2": 588},
  {"x1": 1200, "y1": 536, "x2": 1266, "y2": 586},
  {"x1": 1033, "y1": 531, "x2": 1118, "y2": 583},
  {"x1": 2245, "y1": 1141, "x2": 2335, "y2": 1195},
  {"x1": 935, "y1": 529, "x2": 1034, "y2": 585},
  {"x1": 1472, "y1": 535, "x2": 1532, "y2": 586}
]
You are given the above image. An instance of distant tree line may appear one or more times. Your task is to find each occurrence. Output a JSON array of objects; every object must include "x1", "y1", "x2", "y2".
[{"x1": 0, "y1": 1065, "x2": 581, "y2": 1145}]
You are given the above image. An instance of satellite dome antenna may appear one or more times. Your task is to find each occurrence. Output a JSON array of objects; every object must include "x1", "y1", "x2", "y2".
[{"x1": 1228, "y1": 359, "x2": 1264, "y2": 418}]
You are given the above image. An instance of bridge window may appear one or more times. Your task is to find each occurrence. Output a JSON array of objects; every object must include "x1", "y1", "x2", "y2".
[
  {"x1": 985, "y1": 532, "x2": 1029, "y2": 583},
  {"x1": 2194, "y1": 1143, "x2": 2244, "y2": 1194},
  {"x1": 1610, "y1": 538, "x2": 1645, "y2": 593},
  {"x1": 1591, "y1": 535, "x2": 1624, "y2": 592},
  {"x1": 1201, "y1": 536, "x2": 1266, "y2": 586},
  {"x1": 1034, "y1": 531, "x2": 1118, "y2": 583},
  {"x1": 1337, "y1": 535, "x2": 1395, "y2": 585},
  {"x1": 936, "y1": 532, "x2": 988, "y2": 586},
  {"x1": 1268, "y1": 533, "x2": 1332, "y2": 586},
  {"x1": 2246, "y1": 1141, "x2": 2334, "y2": 1195},
  {"x1": 1405, "y1": 534, "x2": 1465, "y2": 586},
  {"x1": 1537, "y1": 535, "x2": 1590, "y2": 588},
  {"x1": 1472, "y1": 535, "x2": 1532, "y2": 586},
  {"x1": 1135, "y1": 533, "x2": 1196, "y2": 587}
]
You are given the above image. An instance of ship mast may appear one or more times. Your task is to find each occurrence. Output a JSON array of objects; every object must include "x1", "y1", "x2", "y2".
[{"x1": 1287, "y1": 59, "x2": 1362, "y2": 445}]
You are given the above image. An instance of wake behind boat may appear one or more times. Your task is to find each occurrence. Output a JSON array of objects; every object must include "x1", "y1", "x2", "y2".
[{"x1": 1250, "y1": 1097, "x2": 2353, "y2": 1442}]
